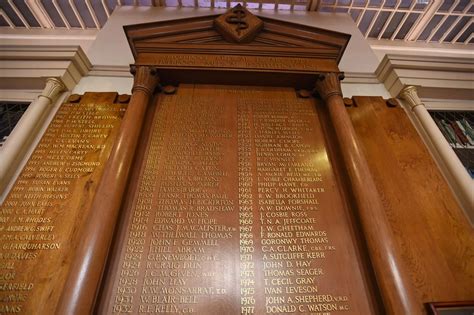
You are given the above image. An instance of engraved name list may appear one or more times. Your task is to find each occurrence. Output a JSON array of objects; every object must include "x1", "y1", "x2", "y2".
[{"x1": 102, "y1": 85, "x2": 373, "y2": 315}]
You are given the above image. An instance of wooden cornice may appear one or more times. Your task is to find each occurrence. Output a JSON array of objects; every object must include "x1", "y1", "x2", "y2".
[
  {"x1": 123, "y1": 12, "x2": 350, "y2": 88},
  {"x1": 124, "y1": 15, "x2": 350, "y2": 61}
]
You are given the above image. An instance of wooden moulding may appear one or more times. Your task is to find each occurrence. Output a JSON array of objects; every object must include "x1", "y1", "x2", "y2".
[
  {"x1": 125, "y1": 16, "x2": 349, "y2": 62},
  {"x1": 426, "y1": 301, "x2": 474, "y2": 315},
  {"x1": 314, "y1": 73, "x2": 423, "y2": 315},
  {"x1": 54, "y1": 66, "x2": 159, "y2": 315},
  {"x1": 125, "y1": 13, "x2": 349, "y2": 89}
]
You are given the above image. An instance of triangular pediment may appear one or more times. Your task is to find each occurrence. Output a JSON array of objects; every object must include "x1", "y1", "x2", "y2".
[
  {"x1": 124, "y1": 14, "x2": 350, "y2": 63},
  {"x1": 124, "y1": 10, "x2": 350, "y2": 89}
]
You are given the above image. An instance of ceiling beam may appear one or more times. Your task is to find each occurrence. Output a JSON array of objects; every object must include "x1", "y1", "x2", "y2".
[
  {"x1": 8, "y1": 0, "x2": 30, "y2": 28},
  {"x1": 426, "y1": 14, "x2": 448, "y2": 42},
  {"x1": 68, "y1": 0, "x2": 85, "y2": 29},
  {"x1": 25, "y1": 0, "x2": 54, "y2": 28},
  {"x1": 439, "y1": 15, "x2": 462, "y2": 42},
  {"x1": 465, "y1": 33, "x2": 473, "y2": 44},
  {"x1": 0, "y1": 10, "x2": 15, "y2": 28},
  {"x1": 102, "y1": 0, "x2": 111, "y2": 17},
  {"x1": 377, "y1": 0, "x2": 402, "y2": 40},
  {"x1": 406, "y1": 0, "x2": 443, "y2": 41},
  {"x1": 451, "y1": 20, "x2": 472, "y2": 43},
  {"x1": 52, "y1": 0, "x2": 71, "y2": 29},
  {"x1": 85, "y1": 0, "x2": 101, "y2": 29}
]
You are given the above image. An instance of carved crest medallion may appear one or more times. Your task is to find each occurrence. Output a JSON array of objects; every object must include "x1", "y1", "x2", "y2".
[{"x1": 214, "y1": 4, "x2": 263, "y2": 43}]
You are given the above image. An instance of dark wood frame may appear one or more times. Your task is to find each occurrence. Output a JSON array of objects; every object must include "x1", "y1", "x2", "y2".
[{"x1": 427, "y1": 301, "x2": 474, "y2": 315}]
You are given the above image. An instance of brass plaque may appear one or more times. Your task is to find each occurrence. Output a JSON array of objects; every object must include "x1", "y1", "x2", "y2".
[
  {"x1": 100, "y1": 85, "x2": 375, "y2": 314},
  {"x1": 0, "y1": 97, "x2": 125, "y2": 314}
]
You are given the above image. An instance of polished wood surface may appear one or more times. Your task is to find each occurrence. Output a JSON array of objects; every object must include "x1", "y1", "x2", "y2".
[
  {"x1": 349, "y1": 96, "x2": 474, "y2": 304},
  {"x1": 7, "y1": 8, "x2": 468, "y2": 314},
  {"x1": 315, "y1": 74, "x2": 422, "y2": 315},
  {"x1": 55, "y1": 67, "x2": 159, "y2": 315},
  {"x1": 96, "y1": 90, "x2": 163, "y2": 315},
  {"x1": 126, "y1": 12, "x2": 349, "y2": 89},
  {"x1": 0, "y1": 92, "x2": 125, "y2": 314},
  {"x1": 97, "y1": 84, "x2": 378, "y2": 314}
]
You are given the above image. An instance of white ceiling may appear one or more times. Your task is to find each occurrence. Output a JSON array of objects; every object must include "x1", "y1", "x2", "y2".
[{"x1": 0, "y1": 0, "x2": 472, "y2": 44}]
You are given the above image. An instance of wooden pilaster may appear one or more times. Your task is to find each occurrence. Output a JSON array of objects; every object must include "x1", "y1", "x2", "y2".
[
  {"x1": 55, "y1": 66, "x2": 160, "y2": 315},
  {"x1": 315, "y1": 72, "x2": 422, "y2": 315}
]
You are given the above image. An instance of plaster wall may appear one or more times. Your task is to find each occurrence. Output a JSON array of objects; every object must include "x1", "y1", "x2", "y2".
[
  {"x1": 342, "y1": 83, "x2": 391, "y2": 98},
  {"x1": 87, "y1": 7, "x2": 380, "y2": 73},
  {"x1": 0, "y1": 28, "x2": 97, "y2": 54},
  {"x1": 73, "y1": 76, "x2": 133, "y2": 95},
  {"x1": 369, "y1": 39, "x2": 474, "y2": 62}
]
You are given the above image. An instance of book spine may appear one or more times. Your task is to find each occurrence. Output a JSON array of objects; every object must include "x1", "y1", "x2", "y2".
[
  {"x1": 441, "y1": 119, "x2": 458, "y2": 145},
  {"x1": 450, "y1": 121, "x2": 468, "y2": 145},
  {"x1": 456, "y1": 120, "x2": 474, "y2": 145},
  {"x1": 433, "y1": 118, "x2": 452, "y2": 144},
  {"x1": 461, "y1": 118, "x2": 474, "y2": 143}
]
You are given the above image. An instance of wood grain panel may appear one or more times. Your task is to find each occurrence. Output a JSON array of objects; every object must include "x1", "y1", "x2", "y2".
[
  {"x1": 97, "y1": 85, "x2": 378, "y2": 314},
  {"x1": 349, "y1": 96, "x2": 474, "y2": 303},
  {"x1": 0, "y1": 93, "x2": 126, "y2": 314}
]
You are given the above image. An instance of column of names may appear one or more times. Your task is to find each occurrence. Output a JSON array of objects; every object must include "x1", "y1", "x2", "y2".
[
  {"x1": 0, "y1": 101, "x2": 124, "y2": 314},
  {"x1": 105, "y1": 87, "x2": 372, "y2": 314},
  {"x1": 113, "y1": 96, "x2": 237, "y2": 314}
]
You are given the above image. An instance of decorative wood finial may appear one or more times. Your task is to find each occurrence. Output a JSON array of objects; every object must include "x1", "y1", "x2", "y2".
[{"x1": 214, "y1": 4, "x2": 263, "y2": 43}]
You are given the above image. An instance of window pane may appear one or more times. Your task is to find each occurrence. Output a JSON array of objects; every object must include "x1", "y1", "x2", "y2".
[
  {"x1": 0, "y1": 102, "x2": 30, "y2": 147},
  {"x1": 395, "y1": 12, "x2": 419, "y2": 39}
]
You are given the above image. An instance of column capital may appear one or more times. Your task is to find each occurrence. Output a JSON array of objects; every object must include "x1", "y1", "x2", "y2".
[
  {"x1": 398, "y1": 86, "x2": 424, "y2": 110},
  {"x1": 39, "y1": 78, "x2": 66, "y2": 104},
  {"x1": 130, "y1": 65, "x2": 160, "y2": 95},
  {"x1": 314, "y1": 72, "x2": 344, "y2": 101}
]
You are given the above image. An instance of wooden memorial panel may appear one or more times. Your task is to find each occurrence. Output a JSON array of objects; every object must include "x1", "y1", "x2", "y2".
[
  {"x1": 347, "y1": 96, "x2": 474, "y2": 304},
  {"x1": 0, "y1": 93, "x2": 126, "y2": 314},
  {"x1": 99, "y1": 85, "x2": 377, "y2": 314}
]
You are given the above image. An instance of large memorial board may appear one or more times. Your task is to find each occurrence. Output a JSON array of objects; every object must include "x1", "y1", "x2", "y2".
[
  {"x1": 0, "y1": 93, "x2": 126, "y2": 314},
  {"x1": 99, "y1": 85, "x2": 376, "y2": 314}
]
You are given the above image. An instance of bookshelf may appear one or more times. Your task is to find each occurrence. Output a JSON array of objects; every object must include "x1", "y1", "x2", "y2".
[{"x1": 429, "y1": 110, "x2": 474, "y2": 178}]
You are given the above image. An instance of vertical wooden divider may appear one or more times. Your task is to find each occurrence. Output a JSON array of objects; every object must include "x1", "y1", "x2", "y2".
[
  {"x1": 94, "y1": 89, "x2": 165, "y2": 314},
  {"x1": 314, "y1": 73, "x2": 422, "y2": 315},
  {"x1": 55, "y1": 66, "x2": 160, "y2": 315},
  {"x1": 314, "y1": 97, "x2": 385, "y2": 315}
]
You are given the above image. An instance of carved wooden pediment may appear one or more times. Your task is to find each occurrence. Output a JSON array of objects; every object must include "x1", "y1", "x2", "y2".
[{"x1": 124, "y1": 8, "x2": 350, "y2": 88}]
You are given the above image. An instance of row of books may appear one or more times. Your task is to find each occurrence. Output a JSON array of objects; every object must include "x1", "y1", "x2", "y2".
[{"x1": 433, "y1": 117, "x2": 474, "y2": 147}]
